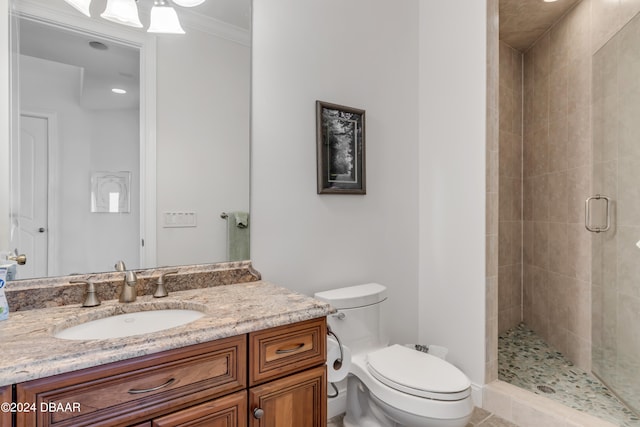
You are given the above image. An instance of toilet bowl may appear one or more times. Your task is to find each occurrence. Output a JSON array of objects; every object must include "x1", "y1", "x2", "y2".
[{"x1": 315, "y1": 283, "x2": 473, "y2": 427}]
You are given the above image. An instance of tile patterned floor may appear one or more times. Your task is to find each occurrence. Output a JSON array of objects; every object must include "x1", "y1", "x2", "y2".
[
  {"x1": 499, "y1": 323, "x2": 640, "y2": 427},
  {"x1": 327, "y1": 408, "x2": 517, "y2": 427}
]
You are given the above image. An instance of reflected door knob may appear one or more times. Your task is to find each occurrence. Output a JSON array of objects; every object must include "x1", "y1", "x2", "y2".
[
  {"x1": 253, "y1": 408, "x2": 264, "y2": 419},
  {"x1": 8, "y1": 253, "x2": 26, "y2": 265},
  {"x1": 38, "y1": 227, "x2": 45, "y2": 233}
]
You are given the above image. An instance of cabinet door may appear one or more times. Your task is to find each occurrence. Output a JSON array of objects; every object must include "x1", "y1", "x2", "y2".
[
  {"x1": 152, "y1": 390, "x2": 247, "y2": 427},
  {"x1": 249, "y1": 365, "x2": 326, "y2": 427},
  {"x1": 1, "y1": 385, "x2": 11, "y2": 427}
]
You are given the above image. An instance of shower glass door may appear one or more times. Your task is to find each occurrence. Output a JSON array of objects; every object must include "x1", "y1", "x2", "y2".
[{"x1": 591, "y1": 11, "x2": 640, "y2": 415}]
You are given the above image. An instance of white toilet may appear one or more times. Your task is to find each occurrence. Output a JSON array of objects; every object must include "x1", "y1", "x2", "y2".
[{"x1": 314, "y1": 283, "x2": 474, "y2": 427}]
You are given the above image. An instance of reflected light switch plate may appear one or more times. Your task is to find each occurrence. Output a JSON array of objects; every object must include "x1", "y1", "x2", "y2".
[{"x1": 163, "y1": 212, "x2": 197, "y2": 228}]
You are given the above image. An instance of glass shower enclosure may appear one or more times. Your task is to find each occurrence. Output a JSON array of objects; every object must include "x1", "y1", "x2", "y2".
[{"x1": 591, "y1": 11, "x2": 640, "y2": 415}]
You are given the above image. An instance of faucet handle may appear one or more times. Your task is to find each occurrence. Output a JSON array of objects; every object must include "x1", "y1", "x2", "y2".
[
  {"x1": 71, "y1": 279, "x2": 100, "y2": 307},
  {"x1": 154, "y1": 270, "x2": 179, "y2": 298}
]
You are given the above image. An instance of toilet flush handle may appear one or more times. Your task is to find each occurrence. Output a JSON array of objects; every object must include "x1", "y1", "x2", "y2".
[{"x1": 331, "y1": 312, "x2": 346, "y2": 320}]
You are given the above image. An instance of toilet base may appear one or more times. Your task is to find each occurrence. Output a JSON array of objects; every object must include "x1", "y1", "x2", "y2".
[{"x1": 343, "y1": 376, "x2": 472, "y2": 427}]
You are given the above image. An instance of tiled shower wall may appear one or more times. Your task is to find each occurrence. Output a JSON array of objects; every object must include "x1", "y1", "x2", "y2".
[
  {"x1": 498, "y1": 41, "x2": 523, "y2": 334},
  {"x1": 521, "y1": 0, "x2": 592, "y2": 370}
]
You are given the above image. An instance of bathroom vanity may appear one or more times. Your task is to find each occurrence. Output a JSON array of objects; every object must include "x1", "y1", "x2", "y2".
[{"x1": 0, "y1": 264, "x2": 333, "y2": 426}]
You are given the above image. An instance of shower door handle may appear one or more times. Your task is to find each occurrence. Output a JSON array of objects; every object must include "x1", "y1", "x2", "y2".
[{"x1": 585, "y1": 194, "x2": 611, "y2": 233}]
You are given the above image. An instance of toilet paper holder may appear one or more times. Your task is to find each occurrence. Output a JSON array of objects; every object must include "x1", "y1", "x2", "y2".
[{"x1": 327, "y1": 325, "x2": 344, "y2": 370}]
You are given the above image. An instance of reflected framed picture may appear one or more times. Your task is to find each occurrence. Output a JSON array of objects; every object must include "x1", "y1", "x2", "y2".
[
  {"x1": 91, "y1": 171, "x2": 131, "y2": 213},
  {"x1": 316, "y1": 100, "x2": 366, "y2": 194}
]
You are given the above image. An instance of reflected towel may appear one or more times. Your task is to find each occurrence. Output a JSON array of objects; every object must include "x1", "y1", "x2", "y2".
[{"x1": 227, "y1": 211, "x2": 250, "y2": 261}]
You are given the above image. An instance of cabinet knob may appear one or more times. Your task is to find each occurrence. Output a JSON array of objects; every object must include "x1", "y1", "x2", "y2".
[{"x1": 253, "y1": 408, "x2": 264, "y2": 419}]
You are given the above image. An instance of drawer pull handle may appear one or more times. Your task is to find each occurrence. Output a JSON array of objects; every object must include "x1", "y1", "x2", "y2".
[
  {"x1": 128, "y1": 378, "x2": 175, "y2": 394},
  {"x1": 253, "y1": 408, "x2": 265, "y2": 419},
  {"x1": 275, "y1": 343, "x2": 305, "y2": 354}
]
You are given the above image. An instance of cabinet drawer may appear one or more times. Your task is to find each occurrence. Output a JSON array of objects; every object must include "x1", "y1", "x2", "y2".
[
  {"x1": 16, "y1": 335, "x2": 246, "y2": 427},
  {"x1": 153, "y1": 390, "x2": 247, "y2": 427},
  {"x1": 249, "y1": 317, "x2": 326, "y2": 386}
]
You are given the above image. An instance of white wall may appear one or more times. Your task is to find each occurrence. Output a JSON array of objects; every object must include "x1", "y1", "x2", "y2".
[
  {"x1": 252, "y1": 0, "x2": 488, "y2": 391},
  {"x1": 418, "y1": 1, "x2": 487, "y2": 389},
  {"x1": 156, "y1": 28, "x2": 250, "y2": 266},
  {"x1": 20, "y1": 55, "x2": 140, "y2": 275},
  {"x1": 251, "y1": 0, "x2": 420, "y2": 346}
]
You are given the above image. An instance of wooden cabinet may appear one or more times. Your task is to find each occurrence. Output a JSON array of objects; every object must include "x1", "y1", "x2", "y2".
[
  {"x1": 16, "y1": 335, "x2": 246, "y2": 427},
  {"x1": 248, "y1": 317, "x2": 327, "y2": 427},
  {"x1": 249, "y1": 366, "x2": 326, "y2": 427},
  {"x1": 13, "y1": 317, "x2": 327, "y2": 427},
  {"x1": 1, "y1": 385, "x2": 12, "y2": 427}
]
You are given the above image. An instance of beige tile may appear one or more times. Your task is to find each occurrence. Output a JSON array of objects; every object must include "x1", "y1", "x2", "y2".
[
  {"x1": 618, "y1": 159, "x2": 640, "y2": 226},
  {"x1": 619, "y1": 0, "x2": 640, "y2": 32},
  {"x1": 487, "y1": 233, "x2": 499, "y2": 278},
  {"x1": 567, "y1": 107, "x2": 591, "y2": 169},
  {"x1": 487, "y1": 191, "x2": 499, "y2": 236},
  {"x1": 533, "y1": 32, "x2": 551, "y2": 79},
  {"x1": 565, "y1": 0, "x2": 591, "y2": 61},
  {"x1": 548, "y1": 172, "x2": 568, "y2": 223},
  {"x1": 488, "y1": 148, "x2": 499, "y2": 194},
  {"x1": 533, "y1": 221, "x2": 549, "y2": 269},
  {"x1": 617, "y1": 295, "x2": 640, "y2": 360},
  {"x1": 567, "y1": 223, "x2": 591, "y2": 283},
  {"x1": 531, "y1": 174, "x2": 550, "y2": 221},
  {"x1": 549, "y1": 65, "x2": 568, "y2": 118},
  {"x1": 566, "y1": 331, "x2": 591, "y2": 371},
  {"x1": 469, "y1": 406, "x2": 492, "y2": 425},
  {"x1": 567, "y1": 57, "x2": 591, "y2": 116},
  {"x1": 500, "y1": 86, "x2": 515, "y2": 132},
  {"x1": 532, "y1": 76, "x2": 550, "y2": 132},
  {"x1": 566, "y1": 278, "x2": 591, "y2": 340},
  {"x1": 616, "y1": 225, "x2": 640, "y2": 298},
  {"x1": 567, "y1": 166, "x2": 591, "y2": 224},
  {"x1": 483, "y1": 384, "x2": 512, "y2": 420},
  {"x1": 523, "y1": 177, "x2": 533, "y2": 221},
  {"x1": 618, "y1": 86, "x2": 640, "y2": 163},
  {"x1": 523, "y1": 220, "x2": 533, "y2": 265},
  {"x1": 548, "y1": 222, "x2": 569, "y2": 275},
  {"x1": 548, "y1": 117, "x2": 568, "y2": 173},
  {"x1": 511, "y1": 398, "x2": 566, "y2": 427},
  {"x1": 591, "y1": 0, "x2": 622, "y2": 54}
]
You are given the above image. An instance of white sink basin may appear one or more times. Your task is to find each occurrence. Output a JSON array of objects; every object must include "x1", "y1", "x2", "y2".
[{"x1": 54, "y1": 309, "x2": 205, "y2": 340}]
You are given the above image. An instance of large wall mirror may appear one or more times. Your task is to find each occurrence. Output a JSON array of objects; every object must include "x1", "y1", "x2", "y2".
[{"x1": 3, "y1": 0, "x2": 251, "y2": 280}]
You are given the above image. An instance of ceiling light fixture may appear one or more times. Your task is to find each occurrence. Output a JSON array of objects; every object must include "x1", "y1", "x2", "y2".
[
  {"x1": 62, "y1": 0, "x2": 203, "y2": 34},
  {"x1": 112, "y1": 88, "x2": 127, "y2": 94}
]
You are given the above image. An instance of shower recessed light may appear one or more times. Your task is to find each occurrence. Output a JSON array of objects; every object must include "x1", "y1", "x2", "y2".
[{"x1": 112, "y1": 88, "x2": 127, "y2": 94}]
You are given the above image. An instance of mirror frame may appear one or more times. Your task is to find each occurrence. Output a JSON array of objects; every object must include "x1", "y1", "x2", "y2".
[{"x1": 3, "y1": 0, "x2": 158, "y2": 270}]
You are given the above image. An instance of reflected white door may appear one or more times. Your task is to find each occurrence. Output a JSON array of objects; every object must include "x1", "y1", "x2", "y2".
[{"x1": 10, "y1": 114, "x2": 48, "y2": 279}]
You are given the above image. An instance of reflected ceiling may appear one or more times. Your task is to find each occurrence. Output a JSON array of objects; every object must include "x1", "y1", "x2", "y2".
[{"x1": 499, "y1": 0, "x2": 582, "y2": 51}]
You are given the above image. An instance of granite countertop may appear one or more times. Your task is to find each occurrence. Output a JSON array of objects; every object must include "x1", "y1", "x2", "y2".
[{"x1": 0, "y1": 281, "x2": 334, "y2": 386}]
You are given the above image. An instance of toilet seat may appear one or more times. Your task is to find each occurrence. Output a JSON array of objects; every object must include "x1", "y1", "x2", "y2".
[{"x1": 366, "y1": 345, "x2": 471, "y2": 401}]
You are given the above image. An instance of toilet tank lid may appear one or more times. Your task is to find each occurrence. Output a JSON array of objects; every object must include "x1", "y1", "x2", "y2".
[{"x1": 314, "y1": 283, "x2": 387, "y2": 309}]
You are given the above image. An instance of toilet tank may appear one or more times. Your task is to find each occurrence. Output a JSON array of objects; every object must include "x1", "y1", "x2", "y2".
[{"x1": 314, "y1": 283, "x2": 389, "y2": 355}]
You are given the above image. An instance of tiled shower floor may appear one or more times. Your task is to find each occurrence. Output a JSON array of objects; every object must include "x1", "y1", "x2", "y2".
[{"x1": 499, "y1": 324, "x2": 640, "y2": 426}]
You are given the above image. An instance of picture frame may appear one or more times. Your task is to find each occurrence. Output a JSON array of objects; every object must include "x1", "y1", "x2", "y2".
[
  {"x1": 316, "y1": 100, "x2": 366, "y2": 194},
  {"x1": 90, "y1": 171, "x2": 131, "y2": 213}
]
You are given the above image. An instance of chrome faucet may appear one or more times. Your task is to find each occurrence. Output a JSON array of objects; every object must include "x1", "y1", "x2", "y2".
[{"x1": 115, "y1": 260, "x2": 138, "y2": 303}]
